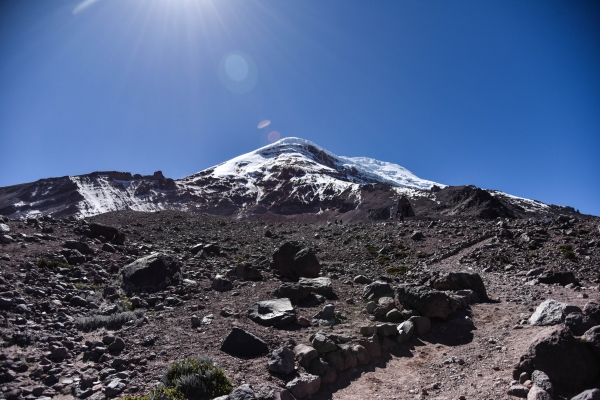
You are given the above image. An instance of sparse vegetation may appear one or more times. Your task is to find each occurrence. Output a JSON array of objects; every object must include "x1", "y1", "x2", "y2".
[
  {"x1": 386, "y1": 266, "x2": 409, "y2": 275},
  {"x1": 366, "y1": 245, "x2": 378, "y2": 256},
  {"x1": 159, "y1": 356, "x2": 233, "y2": 400},
  {"x1": 36, "y1": 258, "x2": 72, "y2": 270},
  {"x1": 121, "y1": 295, "x2": 134, "y2": 311},
  {"x1": 394, "y1": 251, "x2": 407, "y2": 259},
  {"x1": 75, "y1": 310, "x2": 145, "y2": 331},
  {"x1": 558, "y1": 245, "x2": 577, "y2": 260}
]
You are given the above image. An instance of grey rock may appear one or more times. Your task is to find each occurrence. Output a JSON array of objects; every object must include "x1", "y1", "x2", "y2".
[
  {"x1": 583, "y1": 301, "x2": 600, "y2": 322},
  {"x1": 298, "y1": 277, "x2": 334, "y2": 299},
  {"x1": 221, "y1": 327, "x2": 268, "y2": 358},
  {"x1": 571, "y1": 389, "x2": 600, "y2": 400},
  {"x1": 228, "y1": 384, "x2": 257, "y2": 400},
  {"x1": 507, "y1": 384, "x2": 529, "y2": 398},
  {"x1": 294, "y1": 344, "x2": 318, "y2": 368},
  {"x1": 528, "y1": 299, "x2": 580, "y2": 326},
  {"x1": 310, "y1": 332, "x2": 337, "y2": 353},
  {"x1": 191, "y1": 315, "x2": 201, "y2": 327},
  {"x1": 354, "y1": 275, "x2": 372, "y2": 284},
  {"x1": 513, "y1": 325, "x2": 599, "y2": 391},
  {"x1": 212, "y1": 275, "x2": 234, "y2": 292},
  {"x1": 268, "y1": 347, "x2": 295, "y2": 375},
  {"x1": 121, "y1": 253, "x2": 182, "y2": 292},
  {"x1": 352, "y1": 344, "x2": 370, "y2": 365},
  {"x1": 376, "y1": 323, "x2": 398, "y2": 337},
  {"x1": 581, "y1": 325, "x2": 600, "y2": 357},
  {"x1": 313, "y1": 304, "x2": 335, "y2": 321},
  {"x1": 70, "y1": 296, "x2": 89, "y2": 308},
  {"x1": 273, "y1": 242, "x2": 321, "y2": 280},
  {"x1": 51, "y1": 347, "x2": 70, "y2": 359},
  {"x1": 273, "y1": 283, "x2": 311, "y2": 304},
  {"x1": 430, "y1": 271, "x2": 488, "y2": 301},
  {"x1": 396, "y1": 284, "x2": 460, "y2": 320},
  {"x1": 362, "y1": 281, "x2": 394, "y2": 301},
  {"x1": 286, "y1": 374, "x2": 321, "y2": 399},
  {"x1": 0, "y1": 223, "x2": 10, "y2": 233},
  {"x1": 527, "y1": 386, "x2": 551, "y2": 400},
  {"x1": 107, "y1": 337, "x2": 125, "y2": 352},
  {"x1": 408, "y1": 315, "x2": 431, "y2": 335},
  {"x1": 411, "y1": 231, "x2": 424, "y2": 240},
  {"x1": 397, "y1": 321, "x2": 415, "y2": 343},
  {"x1": 531, "y1": 370, "x2": 553, "y2": 397},
  {"x1": 104, "y1": 379, "x2": 126, "y2": 397},
  {"x1": 102, "y1": 243, "x2": 116, "y2": 253},
  {"x1": 564, "y1": 312, "x2": 597, "y2": 336},
  {"x1": 248, "y1": 298, "x2": 296, "y2": 327},
  {"x1": 358, "y1": 335, "x2": 382, "y2": 359}
]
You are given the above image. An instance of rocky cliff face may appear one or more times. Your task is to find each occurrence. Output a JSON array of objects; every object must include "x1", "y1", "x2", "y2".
[{"x1": 0, "y1": 138, "x2": 580, "y2": 221}]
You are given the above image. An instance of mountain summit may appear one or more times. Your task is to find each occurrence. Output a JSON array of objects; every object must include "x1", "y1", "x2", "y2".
[{"x1": 0, "y1": 138, "x2": 577, "y2": 221}]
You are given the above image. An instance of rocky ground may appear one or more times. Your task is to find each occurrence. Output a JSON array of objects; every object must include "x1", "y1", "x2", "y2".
[{"x1": 0, "y1": 211, "x2": 599, "y2": 400}]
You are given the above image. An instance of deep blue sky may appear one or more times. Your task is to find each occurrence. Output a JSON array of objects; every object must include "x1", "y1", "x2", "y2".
[{"x1": 1, "y1": 0, "x2": 599, "y2": 216}]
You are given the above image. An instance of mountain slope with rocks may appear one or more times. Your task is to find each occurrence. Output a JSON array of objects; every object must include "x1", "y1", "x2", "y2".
[
  {"x1": 0, "y1": 210, "x2": 599, "y2": 399},
  {"x1": 0, "y1": 138, "x2": 582, "y2": 222}
]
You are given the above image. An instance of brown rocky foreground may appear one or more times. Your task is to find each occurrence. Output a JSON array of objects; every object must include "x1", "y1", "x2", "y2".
[{"x1": 0, "y1": 210, "x2": 598, "y2": 400}]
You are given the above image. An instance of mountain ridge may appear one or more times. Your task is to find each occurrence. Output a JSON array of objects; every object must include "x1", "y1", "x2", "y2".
[{"x1": 0, "y1": 138, "x2": 583, "y2": 221}]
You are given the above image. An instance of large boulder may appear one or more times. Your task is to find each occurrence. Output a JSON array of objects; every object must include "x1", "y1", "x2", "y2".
[
  {"x1": 430, "y1": 272, "x2": 488, "y2": 301},
  {"x1": 248, "y1": 299, "x2": 296, "y2": 327},
  {"x1": 528, "y1": 299, "x2": 581, "y2": 326},
  {"x1": 273, "y1": 283, "x2": 311, "y2": 304},
  {"x1": 513, "y1": 326, "x2": 599, "y2": 391},
  {"x1": 571, "y1": 389, "x2": 600, "y2": 400},
  {"x1": 396, "y1": 285, "x2": 461, "y2": 320},
  {"x1": 583, "y1": 301, "x2": 600, "y2": 322},
  {"x1": 268, "y1": 347, "x2": 295, "y2": 375},
  {"x1": 581, "y1": 325, "x2": 600, "y2": 357},
  {"x1": 89, "y1": 223, "x2": 126, "y2": 245},
  {"x1": 220, "y1": 327, "x2": 268, "y2": 358},
  {"x1": 272, "y1": 242, "x2": 320, "y2": 280},
  {"x1": 564, "y1": 312, "x2": 597, "y2": 336},
  {"x1": 286, "y1": 374, "x2": 321, "y2": 399},
  {"x1": 362, "y1": 281, "x2": 394, "y2": 301},
  {"x1": 121, "y1": 253, "x2": 182, "y2": 292},
  {"x1": 536, "y1": 271, "x2": 578, "y2": 286},
  {"x1": 298, "y1": 277, "x2": 334, "y2": 299}
]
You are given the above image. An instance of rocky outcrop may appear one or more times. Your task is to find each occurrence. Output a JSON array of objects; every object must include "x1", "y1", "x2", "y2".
[
  {"x1": 121, "y1": 253, "x2": 182, "y2": 293},
  {"x1": 272, "y1": 242, "x2": 321, "y2": 280}
]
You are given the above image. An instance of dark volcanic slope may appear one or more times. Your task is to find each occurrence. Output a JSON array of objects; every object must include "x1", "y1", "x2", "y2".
[{"x1": 0, "y1": 210, "x2": 598, "y2": 399}]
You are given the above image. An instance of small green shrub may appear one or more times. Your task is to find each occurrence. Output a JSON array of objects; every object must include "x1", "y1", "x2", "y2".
[
  {"x1": 234, "y1": 256, "x2": 245, "y2": 263},
  {"x1": 386, "y1": 266, "x2": 409, "y2": 275},
  {"x1": 579, "y1": 229, "x2": 590, "y2": 235},
  {"x1": 162, "y1": 356, "x2": 233, "y2": 400},
  {"x1": 36, "y1": 258, "x2": 72, "y2": 270},
  {"x1": 121, "y1": 387, "x2": 185, "y2": 400},
  {"x1": 558, "y1": 245, "x2": 576, "y2": 260},
  {"x1": 121, "y1": 296, "x2": 133, "y2": 311},
  {"x1": 394, "y1": 252, "x2": 407, "y2": 259},
  {"x1": 377, "y1": 257, "x2": 390, "y2": 266},
  {"x1": 417, "y1": 252, "x2": 429, "y2": 259},
  {"x1": 366, "y1": 245, "x2": 378, "y2": 256}
]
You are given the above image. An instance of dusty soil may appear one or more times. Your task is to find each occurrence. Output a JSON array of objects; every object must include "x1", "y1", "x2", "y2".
[{"x1": 0, "y1": 210, "x2": 598, "y2": 400}]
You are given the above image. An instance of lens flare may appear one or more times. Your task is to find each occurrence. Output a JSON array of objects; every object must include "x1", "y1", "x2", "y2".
[
  {"x1": 218, "y1": 51, "x2": 257, "y2": 94},
  {"x1": 268, "y1": 131, "x2": 280, "y2": 142},
  {"x1": 258, "y1": 120, "x2": 271, "y2": 129}
]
